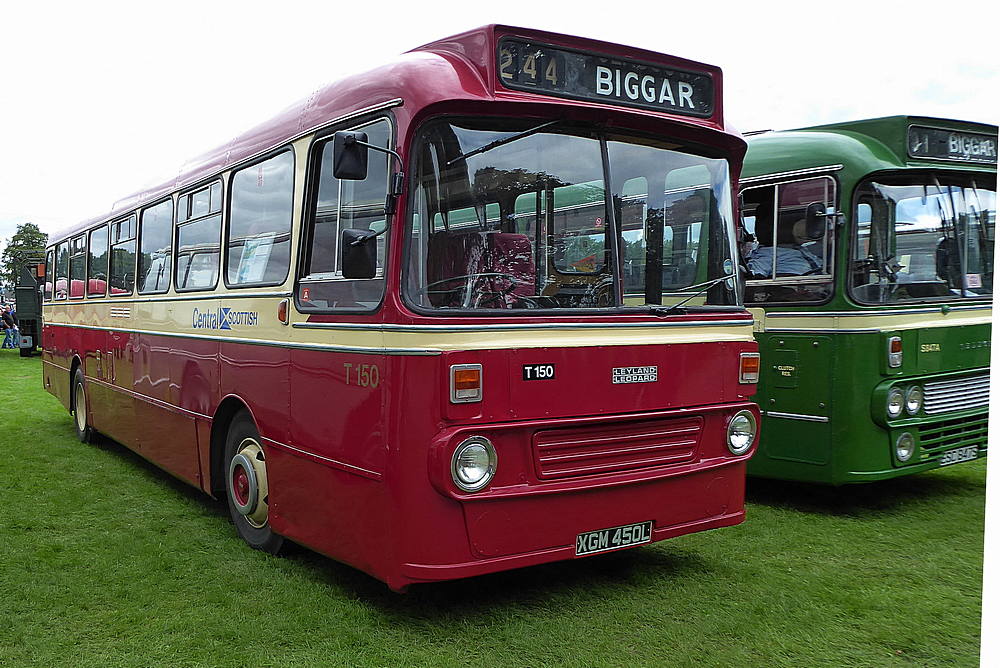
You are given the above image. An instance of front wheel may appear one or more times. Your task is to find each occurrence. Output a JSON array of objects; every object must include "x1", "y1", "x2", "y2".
[
  {"x1": 224, "y1": 411, "x2": 284, "y2": 554},
  {"x1": 72, "y1": 368, "x2": 95, "y2": 443}
]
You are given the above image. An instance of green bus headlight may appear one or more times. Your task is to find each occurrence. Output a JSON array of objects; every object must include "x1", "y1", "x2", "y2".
[
  {"x1": 886, "y1": 388, "x2": 904, "y2": 418},
  {"x1": 905, "y1": 386, "x2": 923, "y2": 415},
  {"x1": 895, "y1": 432, "x2": 915, "y2": 462}
]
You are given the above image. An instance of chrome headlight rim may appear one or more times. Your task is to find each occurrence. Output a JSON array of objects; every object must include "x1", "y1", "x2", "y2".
[
  {"x1": 450, "y1": 436, "x2": 497, "y2": 493},
  {"x1": 904, "y1": 385, "x2": 923, "y2": 416},
  {"x1": 886, "y1": 387, "x2": 905, "y2": 419},
  {"x1": 726, "y1": 410, "x2": 757, "y2": 456},
  {"x1": 895, "y1": 432, "x2": 916, "y2": 463}
]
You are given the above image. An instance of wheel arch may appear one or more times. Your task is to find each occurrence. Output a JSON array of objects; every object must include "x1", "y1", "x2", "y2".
[
  {"x1": 69, "y1": 355, "x2": 83, "y2": 413},
  {"x1": 209, "y1": 395, "x2": 257, "y2": 497}
]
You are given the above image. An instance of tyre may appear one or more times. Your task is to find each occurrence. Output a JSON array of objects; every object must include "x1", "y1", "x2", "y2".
[
  {"x1": 224, "y1": 411, "x2": 284, "y2": 554},
  {"x1": 72, "y1": 367, "x2": 95, "y2": 443},
  {"x1": 19, "y1": 347, "x2": 31, "y2": 358}
]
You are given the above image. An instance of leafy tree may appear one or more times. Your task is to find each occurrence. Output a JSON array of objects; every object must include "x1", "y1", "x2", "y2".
[{"x1": 1, "y1": 222, "x2": 48, "y2": 290}]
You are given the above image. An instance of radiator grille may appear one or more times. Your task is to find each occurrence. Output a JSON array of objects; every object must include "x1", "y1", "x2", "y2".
[
  {"x1": 918, "y1": 415, "x2": 989, "y2": 454},
  {"x1": 533, "y1": 417, "x2": 702, "y2": 480},
  {"x1": 923, "y1": 373, "x2": 990, "y2": 415}
]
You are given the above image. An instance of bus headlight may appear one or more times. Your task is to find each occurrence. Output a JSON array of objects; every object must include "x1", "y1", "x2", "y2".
[
  {"x1": 905, "y1": 386, "x2": 923, "y2": 415},
  {"x1": 726, "y1": 410, "x2": 757, "y2": 455},
  {"x1": 895, "y1": 432, "x2": 915, "y2": 462},
  {"x1": 886, "y1": 387, "x2": 904, "y2": 418},
  {"x1": 451, "y1": 436, "x2": 497, "y2": 492}
]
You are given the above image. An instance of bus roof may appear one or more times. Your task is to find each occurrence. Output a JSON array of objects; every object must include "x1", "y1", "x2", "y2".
[
  {"x1": 741, "y1": 115, "x2": 998, "y2": 181},
  {"x1": 52, "y1": 25, "x2": 734, "y2": 245}
]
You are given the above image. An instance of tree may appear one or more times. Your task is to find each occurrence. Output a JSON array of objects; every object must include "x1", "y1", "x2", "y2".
[{"x1": 1, "y1": 222, "x2": 48, "y2": 291}]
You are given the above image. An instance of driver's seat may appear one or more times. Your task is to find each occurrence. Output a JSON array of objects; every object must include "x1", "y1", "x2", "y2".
[
  {"x1": 426, "y1": 231, "x2": 486, "y2": 307},
  {"x1": 487, "y1": 233, "x2": 536, "y2": 306}
]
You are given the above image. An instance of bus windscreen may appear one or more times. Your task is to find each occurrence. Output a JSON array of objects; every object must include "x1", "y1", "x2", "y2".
[
  {"x1": 851, "y1": 175, "x2": 995, "y2": 303},
  {"x1": 405, "y1": 118, "x2": 738, "y2": 311}
]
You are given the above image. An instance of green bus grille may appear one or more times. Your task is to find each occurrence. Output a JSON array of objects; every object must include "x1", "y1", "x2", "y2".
[
  {"x1": 918, "y1": 415, "x2": 989, "y2": 454},
  {"x1": 923, "y1": 373, "x2": 990, "y2": 415}
]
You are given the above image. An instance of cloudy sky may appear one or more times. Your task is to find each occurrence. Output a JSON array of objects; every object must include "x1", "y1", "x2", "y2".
[{"x1": 0, "y1": 0, "x2": 997, "y2": 247}]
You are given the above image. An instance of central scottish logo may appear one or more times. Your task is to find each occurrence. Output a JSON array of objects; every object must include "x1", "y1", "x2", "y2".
[{"x1": 192, "y1": 306, "x2": 259, "y2": 330}]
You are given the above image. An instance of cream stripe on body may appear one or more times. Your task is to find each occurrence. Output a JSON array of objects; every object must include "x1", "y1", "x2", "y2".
[
  {"x1": 45, "y1": 296, "x2": 754, "y2": 354},
  {"x1": 749, "y1": 305, "x2": 992, "y2": 333}
]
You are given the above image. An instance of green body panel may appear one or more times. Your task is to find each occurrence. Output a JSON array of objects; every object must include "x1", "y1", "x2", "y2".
[
  {"x1": 752, "y1": 322, "x2": 990, "y2": 484},
  {"x1": 742, "y1": 116, "x2": 995, "y2": 483}
]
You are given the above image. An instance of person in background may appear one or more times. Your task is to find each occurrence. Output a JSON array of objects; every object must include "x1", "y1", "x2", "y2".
[
  {"x1": 746, "y1": 198, "x2": 823, "y2": 278},
  {"x1": 1, "y1": 306, "x2": 16, "y2": 348}
]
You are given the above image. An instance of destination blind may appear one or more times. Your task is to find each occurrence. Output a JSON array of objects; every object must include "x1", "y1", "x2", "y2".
[
  {"x1": 497, "y1": 39, "x2": 714, "y2": 118},
  {"x1": 908, "y1": 125, "x2": 998, "y2": 164}
]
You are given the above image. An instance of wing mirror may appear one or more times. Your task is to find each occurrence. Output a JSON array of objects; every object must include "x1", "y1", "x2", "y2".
[{"x1": 332, "y1": 131, "x2": 370, "y2": 180}]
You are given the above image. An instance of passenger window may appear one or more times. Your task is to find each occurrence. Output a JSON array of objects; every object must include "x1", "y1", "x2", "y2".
[
  {"x1": 110, "y1": 215, "x2": 137, "y2": 295},
  {"x1": 44, "y1": 249, "x2": 54, "y2": 300},
  {"x1": 740, "y1": 176, "x2": 836, "y2": 304},
  {"x1": 88, "y1": 226, "x2": 109, "y2": 297},
  {"x1": 69, "y1": 235, "x2": 87, "y2": 298},
  {"x1": 227, "y1": 151, "x2": 294, "y2": 286},
  {"x1": 55, "y1": 241, "x2": 69, "y2": 300},
  {"x1": 176, "y1": 181, "x2": 222, "y2": 291},
  {"x1": 299, "y1": 119, "x2": 390, "y2": 311},
  {"x1": 138, "y1": 200, "x2": 173, "y2": 294}
]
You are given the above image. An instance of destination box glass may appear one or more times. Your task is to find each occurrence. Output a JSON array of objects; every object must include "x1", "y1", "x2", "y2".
[{"x1": 497, "y1": 39, "x2": 714, "y2": 118}]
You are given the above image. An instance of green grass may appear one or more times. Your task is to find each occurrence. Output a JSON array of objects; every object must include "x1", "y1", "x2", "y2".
[{"x1": 0, "y1": 351, "x2": 985, "y2": 667}]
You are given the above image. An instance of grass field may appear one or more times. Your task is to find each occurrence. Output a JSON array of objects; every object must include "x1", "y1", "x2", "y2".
[{"x1": 0, "y1": 351, "x2": 986, "y2": 667}]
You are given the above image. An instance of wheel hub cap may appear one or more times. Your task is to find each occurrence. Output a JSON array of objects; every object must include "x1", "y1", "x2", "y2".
[{"x1": 228, "y1": 439, "x2": 268, "y2": 528}]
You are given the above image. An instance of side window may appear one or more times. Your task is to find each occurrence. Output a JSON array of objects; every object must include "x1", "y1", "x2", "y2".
[
  {"x1": 138, "y1": 200, "x2": 173, "y2": 294},
  {"x1": 44, "y1": 249, "x2": 54, "y2": 300},
  {"x1": 69, "y1": 235, "x2": 87, "y2": 299},
  {"x1": 110, "y1": 215, "x2": 137, "y2": 295},
  {"x1": 740, "y1": 176, "x2": 836, "y2": 304},
  {"x1": 88, "y1": 226, "x2": 109, "y2": 297},
  {"x1": 176, "y1": 181, "x2": 222, "y2": 291},
  {"x1": 300, "y1": 119, "x2": 390, "y2": 311},
  {"x1": 55, "y1": 241, "x2": 69, "y2": 300},
  {"x1": 227, "y1": 151, "x2": 294, "y2": 286}
]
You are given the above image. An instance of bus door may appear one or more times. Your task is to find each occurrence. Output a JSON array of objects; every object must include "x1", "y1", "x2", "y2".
[
  {"x1": 285, "y1": 120, "x2": 393, "y2": 561},
  {"x1": 740, "y1": 176, "x2": 837, "y2": 465}
]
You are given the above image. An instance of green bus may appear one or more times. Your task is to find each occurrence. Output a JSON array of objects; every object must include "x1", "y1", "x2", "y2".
[{"x1": 738, "y1": 116, "x2": 994, "y2": 484}]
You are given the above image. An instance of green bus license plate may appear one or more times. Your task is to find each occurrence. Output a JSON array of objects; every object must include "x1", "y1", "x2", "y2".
[
  {"x1": 940, "y1": 446, "x2": 978, "y2": 467},
  {"x1": 576, "y1": 521, "x2": 653, "y2": 556}
]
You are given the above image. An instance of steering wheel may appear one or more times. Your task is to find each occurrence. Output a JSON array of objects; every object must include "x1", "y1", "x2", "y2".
[{"x1": 419, "y1": 272, "x2": 524, "y2": 308}]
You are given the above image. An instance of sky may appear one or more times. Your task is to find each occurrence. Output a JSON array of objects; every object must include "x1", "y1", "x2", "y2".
[{"x1": 1, "y1": 0, "x2": 999, "y2": 649}]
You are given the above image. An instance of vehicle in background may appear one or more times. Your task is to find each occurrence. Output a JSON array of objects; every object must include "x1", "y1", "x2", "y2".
[
  {"x1": 14, "y1": 254, "x2": 44, "y2": 357},
  {"x1": 738, "y1": 116, "x2": 993, "y2": 483}
]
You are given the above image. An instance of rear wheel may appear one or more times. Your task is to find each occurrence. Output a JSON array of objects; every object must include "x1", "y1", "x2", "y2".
[
  {"x1": 224, "y1": 411, "x2": 284, "y2": 554},
  {"x1": 72, "y1": 368, "x2": 95, "y2": 443}
]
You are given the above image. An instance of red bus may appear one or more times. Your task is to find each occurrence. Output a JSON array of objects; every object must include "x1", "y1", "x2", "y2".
[{"x1": 42, "y1": 25, "x2": 760, "y2": 591}]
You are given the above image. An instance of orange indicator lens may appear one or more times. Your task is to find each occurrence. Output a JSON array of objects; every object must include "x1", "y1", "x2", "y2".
[
  {"x1": 739, "y1": 353, "x2": 760, "y2": 383},
  {"x1": 450, "y1": 364, "x2": 483, "y2": 403},
  {"x1": 453, "y1": 368, "x2": 481, "y2": 390}
]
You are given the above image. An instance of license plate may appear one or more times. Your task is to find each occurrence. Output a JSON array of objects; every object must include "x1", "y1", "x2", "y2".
[
  {"x1": 575, "y1": 521, "x2": 653, "y2": 556},
  {"x1": 940, "y1": 446, "x2": 979, "y2": 467}
]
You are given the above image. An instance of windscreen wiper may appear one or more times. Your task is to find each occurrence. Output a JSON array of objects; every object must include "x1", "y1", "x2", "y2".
[
  {"x1": 648, "y1": 273, "x2": 739, "y2": 316},
  {"x1": 445, "y1": 120, "x2": 561, "y2": 167}
]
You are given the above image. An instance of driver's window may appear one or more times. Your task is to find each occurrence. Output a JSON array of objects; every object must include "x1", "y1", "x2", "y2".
[
  {"x1": 298, "y1": 118, "x2": 391, "y2": 311},
  {"x1": 740, "y1": 176, "x2": 836, "y2": 304}
]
